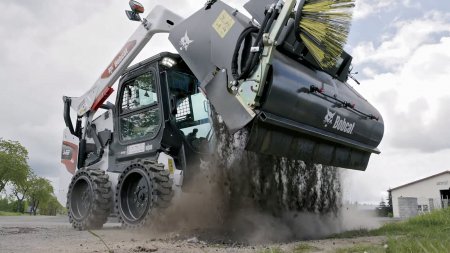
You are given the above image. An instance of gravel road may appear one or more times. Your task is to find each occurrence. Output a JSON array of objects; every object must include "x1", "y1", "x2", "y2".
[{"x1": 0, "y1": 216, "x2": 387, "y2": 253}]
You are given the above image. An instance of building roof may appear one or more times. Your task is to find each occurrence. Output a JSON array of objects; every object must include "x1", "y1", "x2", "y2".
[{"x1": 389, "y1": 171, "x2": 450, "y2": 191}]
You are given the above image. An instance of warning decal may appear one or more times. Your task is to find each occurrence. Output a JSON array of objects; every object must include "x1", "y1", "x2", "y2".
[
  {"x1": 212, "y1": 10, "x2": 235, "y2": 38},
  {"x1": 168, "y1": 159, "x2": 175, "y2": 175}
]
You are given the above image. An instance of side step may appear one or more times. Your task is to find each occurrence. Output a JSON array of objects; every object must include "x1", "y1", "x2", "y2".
[{"x1": 246, "y1": 112, "x2": 378, "y2": 171}]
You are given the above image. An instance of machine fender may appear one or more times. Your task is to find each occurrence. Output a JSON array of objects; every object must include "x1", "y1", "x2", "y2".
[{"x1": 61, "y1": 128, "x2": 79, "y2": 175}]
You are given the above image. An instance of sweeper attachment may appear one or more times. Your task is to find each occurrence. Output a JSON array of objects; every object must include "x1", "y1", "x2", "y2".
[
  {"x1": 169, "y1": 0, "x2": 383, "y2": 170},
  {"x1": 61, "y1": 0, "x2": 384, "y2": 229}
]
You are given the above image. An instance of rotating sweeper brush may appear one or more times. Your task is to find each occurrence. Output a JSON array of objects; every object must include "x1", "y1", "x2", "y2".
[{"x1": 295, "y1": 0, "x2": 355, "y2": 68}]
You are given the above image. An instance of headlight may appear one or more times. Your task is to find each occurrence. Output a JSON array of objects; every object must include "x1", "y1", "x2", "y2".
[{"x1": 161, "y1": 57, "x2": 177, "y2": 68}]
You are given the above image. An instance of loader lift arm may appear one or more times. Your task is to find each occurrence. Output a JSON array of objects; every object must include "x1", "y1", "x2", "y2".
[{"x1": 68, "y1": 5, "x2": 183, "y2": 118}]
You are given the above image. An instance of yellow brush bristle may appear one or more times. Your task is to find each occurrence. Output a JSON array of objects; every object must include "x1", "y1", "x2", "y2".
[{"x1": 297, "y1": 0, "x2": 355, "y2": 69}]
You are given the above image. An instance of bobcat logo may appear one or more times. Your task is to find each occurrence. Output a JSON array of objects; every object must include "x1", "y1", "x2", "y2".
[
  {"x1": 179, "y1": 31, "x2": 194, "y2": 51},
  {"x1": 323, "y1": 108, "x2": 356, "y2": 134},
  {"x1": 323, "y1": 109, "x2": 336, "y2": 127}
]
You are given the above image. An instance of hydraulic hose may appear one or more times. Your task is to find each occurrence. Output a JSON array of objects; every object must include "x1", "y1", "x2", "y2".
[
  {"x1": 231, "y1": 6, "x2": 277, "y2": 81},
  {"x1": 231, "y1": 26, "x2": 259, "y2": 81}
]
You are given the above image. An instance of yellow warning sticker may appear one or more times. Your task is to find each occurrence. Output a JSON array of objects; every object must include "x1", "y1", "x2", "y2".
[
  {"x1": 168, "y1": 159, "x2": 174, "y2": 175},
  {"x1": 212, "y1": 10, "x2": 235, "y2": 38}
]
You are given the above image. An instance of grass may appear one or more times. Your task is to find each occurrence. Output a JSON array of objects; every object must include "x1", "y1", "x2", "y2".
[
  {"x1": 335, "y1": 244, "x2": 386, "y2": 253},
  {"x1": 332, "y1": 207, "x2": 450, "y2": 252},
  {"x1": 259, "y1": 244, "x2": 318, "y2": 253},
  {"x1": 0, "y1": 211, "x2": 24, "y2": 216},
  {"x1": 259, "y1": 248, "x2": 284, "y2": 253},
  {"x1": 330, "y1": 228, "x2": 372, "y2": 239},
  {"x1": 259, "y1": 209, "x2": 450, "y2": 253},
  {"x1": 293, "y1": 244, "x2": 319, "y2": 253}
]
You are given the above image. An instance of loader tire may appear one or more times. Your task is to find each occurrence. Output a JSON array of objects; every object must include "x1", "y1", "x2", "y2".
[
  {"x1": 116, "y1": 159, "x2": 173, "y2": 229},
  {"x1": 67, "y1": 168, "x2": 112, "y2": 230}
]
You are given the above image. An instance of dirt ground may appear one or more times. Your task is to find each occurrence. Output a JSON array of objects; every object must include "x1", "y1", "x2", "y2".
[{"x1": 0, "y1": 216, "x2": 388, "y2": 253}]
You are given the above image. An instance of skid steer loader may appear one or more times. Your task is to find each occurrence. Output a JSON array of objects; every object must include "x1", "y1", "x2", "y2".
[{"x1": 61, "y1": 0, "x2": 384, "y2": 229}]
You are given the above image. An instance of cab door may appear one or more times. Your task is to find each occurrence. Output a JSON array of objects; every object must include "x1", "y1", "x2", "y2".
[{"x1": 109, "y1": 64, "x2": 163, "y2": 171}]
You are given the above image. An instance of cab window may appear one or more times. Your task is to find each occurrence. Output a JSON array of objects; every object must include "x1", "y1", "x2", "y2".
[
  {"x1": 121, "y1": 72, "x2": 158, "y2": 113},
  {"x1": 176, "y1": 93, "x2": 210, "y2": 139},
  {"x1": 119, "y1": 71, "x2": 160, "y2": 142},
  {"x1": 166, "y1": 70, "x2": 212, "y2": 151}
]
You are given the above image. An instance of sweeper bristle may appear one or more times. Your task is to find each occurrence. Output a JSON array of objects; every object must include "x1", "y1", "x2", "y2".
[{"x1": 296, "y1": 0, "x2": 355, "y2": 69}]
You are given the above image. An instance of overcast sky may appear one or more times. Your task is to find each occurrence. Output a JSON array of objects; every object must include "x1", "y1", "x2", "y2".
[{"x1": 1, "y1": 0, "x2": 449, "y2": 204}]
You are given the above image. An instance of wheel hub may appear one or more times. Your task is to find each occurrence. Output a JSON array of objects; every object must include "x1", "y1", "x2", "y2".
[
  {"x1": 119, "y1": 168, "x2": 152, "y2": 224},
  {"x1": 81, "y1": 189, "x2": 91, "y2": 208},
  {"x1": 133, "y1": 185, "x2": 148, "y2": 208}
]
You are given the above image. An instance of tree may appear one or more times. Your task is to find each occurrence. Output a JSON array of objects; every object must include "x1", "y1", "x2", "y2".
[
  {"x1": 27, "y1": 177, "x2": 53, "y2": 215},
  {"x1": 0, "y1": 139, "x2": 30, "y2": 193},
  {"x1": 387, "y1": 189, "x2": 393, "y2": 214},
  {"x1": 0, "y1": 196, "x2": 16, "y2": 212},
  {"x1": 379, "y1": 198, "x2": 386, "y2": 207},
  {"x1": 40, "y1": 195, "x2": 64, "y2": 216},
  {"x1": 11, "y1": 173, "x2": 34, "y2": 213},
  {"x1": 377, "y1": 196, "x2": 391, "y2": 217}
]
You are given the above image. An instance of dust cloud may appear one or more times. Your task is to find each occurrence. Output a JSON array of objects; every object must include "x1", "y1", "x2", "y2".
[
  {"x1": 149, "y1": 167, "x2": 380, "y2": 244},
  {"x1": 146, "y1": 112, "x2": 380, "y2": 244}
]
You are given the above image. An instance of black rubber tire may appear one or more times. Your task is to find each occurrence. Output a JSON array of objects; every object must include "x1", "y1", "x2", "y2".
[
  {"x1": 116, "y1": 159, "x2": 173, "y2": 228},
  {"x1": 67, "y1": 168, "x2": 112, "y2": 230}
]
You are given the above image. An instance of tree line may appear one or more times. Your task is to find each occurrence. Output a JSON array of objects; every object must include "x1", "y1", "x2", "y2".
[{"x1": 0, "y1": 139, "x2": 64, "y2": 215}]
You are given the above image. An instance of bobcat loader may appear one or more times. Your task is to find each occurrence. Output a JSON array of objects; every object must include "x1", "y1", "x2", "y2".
[{"x1": 61, "y1": 0, "x2": 384, "y2": 229}]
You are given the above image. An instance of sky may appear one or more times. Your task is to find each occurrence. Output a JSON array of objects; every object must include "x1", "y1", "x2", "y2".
[{"x1": 0, "y1": 0, "x2": 449, "y2": 205}]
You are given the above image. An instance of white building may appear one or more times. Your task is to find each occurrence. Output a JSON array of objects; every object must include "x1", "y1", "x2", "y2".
[{"x1": 390, "y1": 171, "x2": 450, "y2": 218}]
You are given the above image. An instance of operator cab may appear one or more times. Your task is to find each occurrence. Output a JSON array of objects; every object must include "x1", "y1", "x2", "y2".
[{"x1": 109, "y1": 52, "x2": 213, "y2": 174}]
